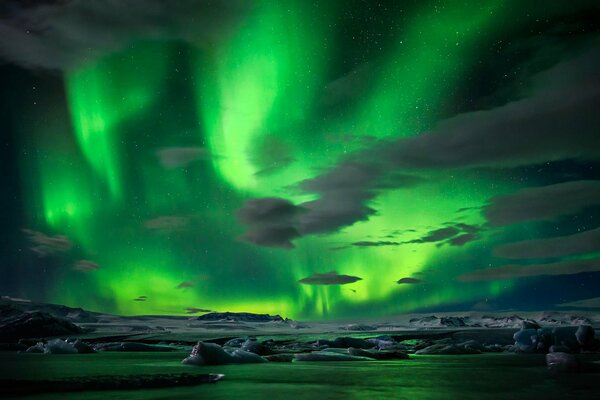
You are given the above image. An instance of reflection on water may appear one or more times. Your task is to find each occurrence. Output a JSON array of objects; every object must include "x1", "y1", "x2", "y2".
[{"x1": 2, "y1": 352, "x2": 600, "y2": 399}]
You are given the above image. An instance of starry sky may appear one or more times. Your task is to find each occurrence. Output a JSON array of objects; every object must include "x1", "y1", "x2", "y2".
[{"x1": 1, "y1": 0, "x2": 600, "y2": 319}]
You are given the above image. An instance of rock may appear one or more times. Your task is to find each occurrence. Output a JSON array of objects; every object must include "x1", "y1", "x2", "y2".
[
  {"x1": 94, "y1": 342, "x2": 175, "y2": 352},
  {"x1": 546, "y1": 352, "x2": 579, "y2": 374},
  {"x1": 575, "y1": 325, "x2": 595, "y2": 346},
  {"x1": 0, "y1": 311, "x2": 82, "y2": 342},
  {"x1": 182, "y1": 341, "x2": 266, "y2": 365},
  {"x1": 294, "y1": 351, "x2": 375, "y2": 362},
  {"x1": 348, "y1": 347, "x2": 409, "y2": 360},
  {"x1": 196, "y1": 312, "x2": 284, "y2": 323}
]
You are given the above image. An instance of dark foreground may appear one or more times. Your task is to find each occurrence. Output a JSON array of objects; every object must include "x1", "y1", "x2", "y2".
[{"x1": 1, "y1": 351, "x2": 600, "y2": 400}]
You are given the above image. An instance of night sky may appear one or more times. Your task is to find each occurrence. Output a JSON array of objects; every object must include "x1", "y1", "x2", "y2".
[{"x1": 1, "y1": 0, "x2": 600, "y2": 319}]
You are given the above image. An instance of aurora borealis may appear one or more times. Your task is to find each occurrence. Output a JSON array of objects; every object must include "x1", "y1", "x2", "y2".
[{"x1": 1, "y1": 0, "x2": 600, "y2": 319}]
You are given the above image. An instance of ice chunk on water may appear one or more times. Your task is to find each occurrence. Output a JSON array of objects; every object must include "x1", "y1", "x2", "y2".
[
  {"x1": 182, "y1": 341, "x2": 266, "y2": 365},
  {"x1": 546, "y1": 352, "x2": 579, "y2": 373},
  {"x1": 575, "y1": 325, "x2": 595, "y2": 346}
]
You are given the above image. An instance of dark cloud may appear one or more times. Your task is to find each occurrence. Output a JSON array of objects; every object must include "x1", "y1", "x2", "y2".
[
  {"x1": 405, "y1": 226, "x2": 461, "y2": 244},
  {"x1": 397, "y1": 277, "x2": 426, "y2": 284},
  {"x1": 493, "y1": 227, "x2": 600, "y2": 259},
  {"x1": 297, "y1": 162, "x2": 383, "y2": 235},
  {"x1": 351, "y1": 241, "x2": 400, "y2": 247},
  {"x1": 236, "y1": 198, "x2": 303, "y2": 249},
  {"x1": 238, "y1": 45, "x2": 600, "y2": 244},
  {"x1": 176, "y1": 281, "x2": 194, "y2": 289},
  {"x1": 0, "y1": 0, "x2": 252, "y2": 70},
  {"x1": 156, "y1": 147, "x2": 210, "y2": 170},
  {"x1": 23, "y1": 229, "x2": 72, "y2": 256},
  {"x1": 447, "y1": 233, "x2": 479, "y2": 247},
  {"x1": 457, "y1": 257, "x2": 600, "y2": 282},
  {"x1": 557, "y1": 297, "x2": 600, "y2": 309},
  {"x1": 483, "y1": 180, "x2": 600, "y2": 227},
  {"x1": 133, "y1": 295, "x2": 147, "y2": 302},
  {"x1": 298, "y1": 271, "x2": 362, "y2": 285},
  {"x1": 385, "y1": 44, "x2": 600, "y2": 170},
  {"x1": 237, "y1": 167, "x2": 422, "y2": 248},
  {"x1": 454, "y1": 223, "x2": 480, "y2": 234},
  {"x1": 73, "y1": 260, "x2": 100, "y2": 272}
]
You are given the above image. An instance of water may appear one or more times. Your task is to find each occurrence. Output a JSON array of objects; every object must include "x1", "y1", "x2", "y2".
[{"x1": 1, "y1": 352, "x2": 599, "y2": 399}]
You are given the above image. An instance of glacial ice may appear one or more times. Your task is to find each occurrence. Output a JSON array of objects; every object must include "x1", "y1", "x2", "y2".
[
  {"x1": 546, "y1": 352, "x2": 579, "y2": 373},
  {"x1": 182, "y1": 341, "x2": 266, "y2": 365},
  {"x1": 93, "y1": 342, "x2": 176, "y2": 352}
]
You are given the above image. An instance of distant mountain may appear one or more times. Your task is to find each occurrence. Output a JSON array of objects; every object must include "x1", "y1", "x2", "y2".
[{"x1": 196, "y1": 312, "x2": 285, "y2": 323}]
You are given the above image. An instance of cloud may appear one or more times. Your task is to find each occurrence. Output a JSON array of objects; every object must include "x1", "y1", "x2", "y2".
[
  {"x1": 447, "y1": 233, "x2": 479, "y2": 247},
  {"x1": 402, "y1": 224, "x2": 481, "y2": 246},
  {"x1": 457, "y1": 257, "x2": 600, "y2": 282},
  {"x1": 133, "y1": 295, "x2": 148, "y2": 302},
  {"x1": 0, "y1": 0, "x2": 252, "y2": 70},
  {"x1": 176, "y1": 281, "x2": 194, "y2": 289},
  {"x1": 352, "y1": 241, "x2": 400, "y2": 247},
  {"x1": 156, "y1": 147, "x2": 210, "y2": 169},
  {"x1": 494, "y1": 227, "x2": 600, "y2": 259},
  {"x1": 557, "y1": 297, "x2": 600, "y2": 309},
  {"x1": 298, "y1": 271, "x2": 362, "y2": 285},
  {"x1": 73, "y1": 260, "x2": 100, "y2": 272},
  {"x1": 384, "y1": 44, "x2": 600, "y2": 170},
  {"x1": 237, "y1": 164, "x2": 422, "y2": 248},
  {"x1": 297, "y1": 162, "x2": 384, "y2": 235},
  {"x1": 397, "y1": 277, "x2": 426, "y2": 284},
  {"x1": 236, "y1": 198, "x2": 303, "y2": 249},
  {"x1": 405, "y1": 227, "x2": 461, "y2": 244},
  {"x1": 184, "y1": 307, "x2": 213, "y2": 314},
  {"x1": 237, "y1": 43, "x2": 600, "y2": 249},
  {"x1": 483, "y1": 180, "x2": 600, "y2": 227},
  {"x1": 23, "y1": 229, "x2": 72, "y2": 256}
]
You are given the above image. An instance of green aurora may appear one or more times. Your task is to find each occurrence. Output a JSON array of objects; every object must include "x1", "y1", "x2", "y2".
[{"x1": 7, "y1": 0, "x2": 600, "y2": 319}]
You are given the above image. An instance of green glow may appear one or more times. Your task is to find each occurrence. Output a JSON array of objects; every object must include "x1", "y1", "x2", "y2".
[
  {"x1": 195, "y1": 1, "x2": 333, "y2": 192},
  {"x1": 18, "y1": 1, "x2": 535, "y2": 319},
  {"x1": 66, "y1": 42, "x2": 170, "y2": 201},
  {"x1": 348, "y1": 1, "x2": 504, "y2": 138}
]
